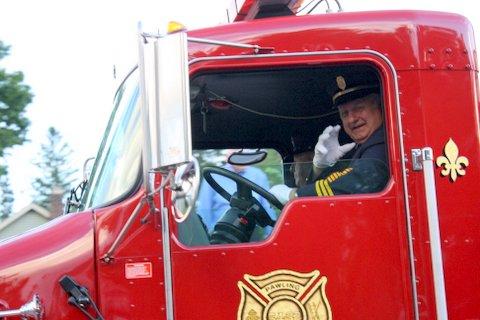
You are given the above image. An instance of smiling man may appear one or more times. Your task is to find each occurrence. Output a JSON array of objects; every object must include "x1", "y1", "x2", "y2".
[{"x1": 270, "y1": 73, "x2": 389, "y2": 203}]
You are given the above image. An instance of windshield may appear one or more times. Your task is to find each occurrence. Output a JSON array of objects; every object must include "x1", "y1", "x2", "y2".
[{"x1": 82, "y1": 69, "x2": 142, "y2": 209}]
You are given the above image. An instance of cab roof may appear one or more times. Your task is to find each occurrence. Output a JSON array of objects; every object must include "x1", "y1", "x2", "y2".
[{"x1": 188, "y1": 10, "x2": 476, "y2": 71}]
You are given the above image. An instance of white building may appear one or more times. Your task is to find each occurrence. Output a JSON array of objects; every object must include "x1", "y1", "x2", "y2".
[{"x1": 0, "y1": 203, "x2": 55, "y2": 240}]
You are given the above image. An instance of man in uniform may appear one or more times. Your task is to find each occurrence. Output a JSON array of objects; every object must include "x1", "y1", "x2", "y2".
[{"x1": 270, "y1": 73, "x2": 388, "y2": 203}]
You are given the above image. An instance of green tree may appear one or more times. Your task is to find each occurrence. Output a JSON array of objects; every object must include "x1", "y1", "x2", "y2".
[
  {"x1": 32, "y1": 127, "x2": 77, "y2": 211},
  {"x1": 0, "y1": 40, "x2": 33, "y2": 217},
  {"x1": 0, "y1": 41, "x2": 33, "y2": 158},
  {"x1": 254, "y1": 149, "x2": 284, "y2": 186},
  {"x1": 0, "y1": 166, "x2": 14, "y2": 218}
]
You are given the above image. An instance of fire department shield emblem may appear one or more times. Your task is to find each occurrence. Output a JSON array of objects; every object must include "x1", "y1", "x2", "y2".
[{"x1": 237, "y1": 269, "x2": 332, "y2": 320}]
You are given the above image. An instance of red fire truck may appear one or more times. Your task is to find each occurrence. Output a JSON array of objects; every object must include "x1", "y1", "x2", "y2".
[{"x1": 0, "y1": 1, "x2": 479, "y2": 319}]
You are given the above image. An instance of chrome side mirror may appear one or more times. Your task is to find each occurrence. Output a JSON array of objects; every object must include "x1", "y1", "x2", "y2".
[
  {"x1": 170, "y1": 158, "x2": 200, "y2": 223},
  {"x1": 138, "y1": 27, "x2": 192, "y2": 191}
]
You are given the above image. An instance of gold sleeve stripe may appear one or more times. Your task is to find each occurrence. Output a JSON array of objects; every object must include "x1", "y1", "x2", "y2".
[
  {"x1": 314, "y1": 179, "x2": 334, "y2": 196},
  {"x1": 319, "y1": 180, "x2": 328, "y2": 196},
  {"x1": 322, "y1": 180, "x2": 334, "y2": 196},
  {"x1": 315, "y1": 168, "x2": 353, "y2": 196},
  {"x1": 315, "y1": 180, "x2": 324, "y2": 196},
  {"x1": 326, "y1": 167, "x2": 353, "y2": 183}
]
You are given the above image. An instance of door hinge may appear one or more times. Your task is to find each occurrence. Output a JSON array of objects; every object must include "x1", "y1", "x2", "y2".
[{"x1": 411, "y1": 149, "x2": 423, "y2": 171}]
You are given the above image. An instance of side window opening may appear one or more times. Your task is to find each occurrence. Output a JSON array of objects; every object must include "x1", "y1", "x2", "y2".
[
  {"x1": 176, "y1": 148, "x2": 283, "y2": 247},
  {"x1": 175, "y1": 62, "x2": 390, "y2": 247},
  {"x1": 197, "y1": 149, "x2": 282, "y2": 231}
]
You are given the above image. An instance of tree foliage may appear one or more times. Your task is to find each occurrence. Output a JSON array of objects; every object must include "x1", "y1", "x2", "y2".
[
  {"x1": 0, "y1": 40, "x2": 33, "y2": 217},
  {"x1": 32, "y1": 127, "x2": 77, "y2": 211},
  {"x1": 0, "y1": 41, "x2": 33, "y2": 158},
  {"x1": 0, "y1": 166, "x2": 14, "y2": 218}
]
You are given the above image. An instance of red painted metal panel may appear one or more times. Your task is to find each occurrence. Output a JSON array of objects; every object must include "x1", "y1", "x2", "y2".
[
  {"x1": 170, "y1": 192, "x2": 414, "y2": 319},
  {"x1": 415, "y1": 70, "x2": 480, "y2": 319},
  {"x1": 94, "y1": 189, "x2": 167, "y2": 320},
  {"x1": 183, "y1": 12, "x2": 480, "y2": 318},
  {"x1": 0, "y1": 212, "x2": 96, "y2": 319},
  {"x1": 1, "y1": 10, "x2": 478, "y2": 319},
  {"x1": 188, "y1": 11, "x2": 475, "y2": 72},
  {"x1": 394, "y1": 70, "x2": 437, "y2": 317},
  {"x1": 169, "y1": 50, "x2": 415, "y2": 318},
  {"x1": 395, "y1": 65, "x2": 480, "y2": 319}
]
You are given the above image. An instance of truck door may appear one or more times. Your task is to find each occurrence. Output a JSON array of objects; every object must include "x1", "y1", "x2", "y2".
[{"x1": 166, "y1": 52, "x2": 417, "y2": 319}]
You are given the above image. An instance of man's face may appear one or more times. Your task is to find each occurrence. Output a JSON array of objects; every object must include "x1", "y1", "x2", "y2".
[{"x1": 338, "y1": 94, "x2": 383, "y2": 144}]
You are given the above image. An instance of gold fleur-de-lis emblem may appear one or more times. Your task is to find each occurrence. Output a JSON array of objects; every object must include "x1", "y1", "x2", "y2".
[{"x1": 435, "y1": 138, "x2": 469, "y2": 182}]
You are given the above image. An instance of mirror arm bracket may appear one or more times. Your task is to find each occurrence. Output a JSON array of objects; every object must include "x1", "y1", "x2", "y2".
[
  {"x1": 101, "y1": 170, "x2": 175, "y2": 263},
  {"x1": 101, "y1": 197, "x2": 148, "y2": 264}
]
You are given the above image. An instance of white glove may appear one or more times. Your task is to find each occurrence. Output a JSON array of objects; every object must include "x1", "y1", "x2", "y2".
[
  {"x1": 269, "y1": 184, "x2": 294, "y2": 205},
  {"x1": 313, "y1": 125, "x2": 356, "y2": 168}
]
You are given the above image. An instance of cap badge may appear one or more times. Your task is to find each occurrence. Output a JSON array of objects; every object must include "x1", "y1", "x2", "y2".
[{"x1": 336, "y1": 76, "x2": 346, "y2": 91}]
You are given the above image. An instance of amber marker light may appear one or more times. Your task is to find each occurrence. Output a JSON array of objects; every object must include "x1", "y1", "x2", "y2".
[{"x1": 167, "y1": 21, "x2": 187, "y2": 34}]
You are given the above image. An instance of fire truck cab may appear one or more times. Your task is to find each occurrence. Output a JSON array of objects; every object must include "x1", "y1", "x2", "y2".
[{"x1": 0, "y1": 2, "x2": 479, "y2": 319}]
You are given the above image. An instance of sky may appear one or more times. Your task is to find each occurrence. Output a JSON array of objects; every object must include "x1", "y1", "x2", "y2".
[{"x1": 0, "y1": 0, "x2": 478, "y2": 212}]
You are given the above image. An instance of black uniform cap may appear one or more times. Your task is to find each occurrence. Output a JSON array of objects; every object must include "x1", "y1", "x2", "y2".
[{"x1": 332, "y1": 71, "x2": 379, "y2": 108}]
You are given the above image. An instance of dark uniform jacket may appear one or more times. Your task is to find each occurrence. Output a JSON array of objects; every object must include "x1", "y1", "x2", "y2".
[{"x1": 296, "y1": 126, "x2": 388, "y2": 197}]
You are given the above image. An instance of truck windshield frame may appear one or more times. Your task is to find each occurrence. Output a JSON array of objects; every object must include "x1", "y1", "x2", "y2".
[{"x1": 82, "y1": 68, "x2": 142, "y2": 209}]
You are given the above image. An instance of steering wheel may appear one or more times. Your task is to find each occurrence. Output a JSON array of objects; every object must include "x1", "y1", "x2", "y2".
[{"x1": 203, "y1": 166, "x2": 284, "y2": 211}]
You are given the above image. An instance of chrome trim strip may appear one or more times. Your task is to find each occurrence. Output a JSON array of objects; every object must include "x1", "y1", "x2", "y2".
[
  {"x1": 189, "y1": 49, "x2": 419, "y2": 319},
  {"x1": 160, "y1": 185, "x2": 175, "y2": 320},
  {"x1": 171, "y1": 157, "x2": 201, "y2": 223},
  {"x1": 138, "y1": 25, "x2": 153, "y2": 193},
  {"x1": 188, "y1": 36, "x2": 262, "y2": 51},
  {"x1": 141, "y1": 34, "x2": 268, "y2": 53},
  {"x1": 422, "y1": 147, "x2": 448, "y2": 320}
]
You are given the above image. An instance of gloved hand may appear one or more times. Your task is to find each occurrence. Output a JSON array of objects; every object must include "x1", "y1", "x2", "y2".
[
  {"x1": 313, "y1": 125, "x2": 356, "y2": 168},
  {"x1": 269, "y1": 184, "x2": 294, "y2": 205}
]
